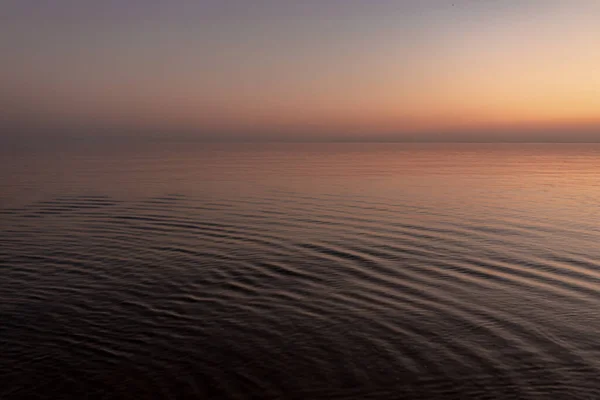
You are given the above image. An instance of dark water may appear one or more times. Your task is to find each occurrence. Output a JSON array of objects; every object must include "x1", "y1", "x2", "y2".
[{"x1": 2, "y1": 143, "x2": 600, "y2": 399}]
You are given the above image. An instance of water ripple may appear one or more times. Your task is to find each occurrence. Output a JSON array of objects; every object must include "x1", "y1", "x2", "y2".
[{"x1": 2, "y1": 144, "x2": 600, "y2": 399}]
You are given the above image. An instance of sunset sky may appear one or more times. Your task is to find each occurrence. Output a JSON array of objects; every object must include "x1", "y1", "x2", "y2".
[{"x1": 2, "y1": 0, "x2": 599, "y2": 141}]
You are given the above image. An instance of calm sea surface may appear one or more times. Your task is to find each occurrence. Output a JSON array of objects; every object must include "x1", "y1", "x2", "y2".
[{"x1": 2, "y1": 143, "x2": 600, "y2": 399}]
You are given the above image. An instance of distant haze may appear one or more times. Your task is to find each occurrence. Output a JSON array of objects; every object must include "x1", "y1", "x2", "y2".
[{"x1": 1, "y1": 0, "x2": 599, "y2": 142}]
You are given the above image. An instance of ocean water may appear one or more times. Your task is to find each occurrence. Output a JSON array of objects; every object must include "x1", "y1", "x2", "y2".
[{"x1": 2, "y1": 142, "x2": 600, "y2": 399}]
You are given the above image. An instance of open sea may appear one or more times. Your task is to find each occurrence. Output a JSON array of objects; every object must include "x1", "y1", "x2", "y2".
[{"x1": 2, "y1": 142, "x2": 600, "y2": 399}]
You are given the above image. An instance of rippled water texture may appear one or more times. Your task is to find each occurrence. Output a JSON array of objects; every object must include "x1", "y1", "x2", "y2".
[{"x1": 2, "y1": 143, "x2": 600, "y2": 399}]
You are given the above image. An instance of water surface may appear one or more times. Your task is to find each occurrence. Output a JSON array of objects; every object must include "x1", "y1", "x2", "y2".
[{"x1": 2, "y1": 143, "x2": 600, "y2": 399}]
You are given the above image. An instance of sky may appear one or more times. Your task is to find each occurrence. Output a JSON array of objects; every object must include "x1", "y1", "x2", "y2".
[{"x1": 1, "y1": 0, "x2": 599, "y2": 141}]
